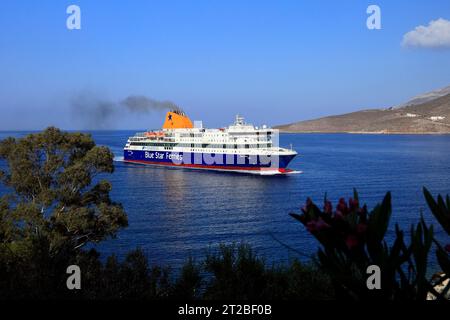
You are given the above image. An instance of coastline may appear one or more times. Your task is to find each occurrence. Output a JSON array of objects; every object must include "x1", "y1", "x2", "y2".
[{"x1": 278, "y1": 130, "x2": 450, "y2": 135}]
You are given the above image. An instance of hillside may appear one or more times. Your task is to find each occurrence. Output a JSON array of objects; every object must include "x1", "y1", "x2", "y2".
[
  {"x1": 275, "y1": 93, "x2": 450, "y2": 134},
  {"x1": 395, "y1": 85, "x2": 450, "y2": 108}
]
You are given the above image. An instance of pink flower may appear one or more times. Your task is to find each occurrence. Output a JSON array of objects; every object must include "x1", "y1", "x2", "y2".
[
  {"x1": 349, "y1": 198, "x2": 359, "y2": 211},
  {"x1": 306, "y1": 221, "x2": 317, "y2": 233},
  {"x1": 337, "y1": 198, "x2": 348, "y2": 215},
  {"x1": 323, "y1": 201, "x2": 332, "y2": 215},
  {"x1": 356, "y1": 223, "x2": 367, "y2": 234},
  {"x1": 345, "y1": 235, "x2": 359, "y2": 249},
  {"x1": 358, "y1": 205, "x2": 368, "y2": 222},
  {"x1": 306, "y1": 218, "x2": 330, "y2": 233},
  {"x1": 335, "y1": 210, "x2": 344, "y2": 219},
  {"x1": 316, "y1": 217, "x2": 330, "y2": 231}
]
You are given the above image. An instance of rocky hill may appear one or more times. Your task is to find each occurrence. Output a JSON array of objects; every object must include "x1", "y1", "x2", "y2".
[
  {"x1": 395, "y1": 85, "x2": 450, "y2": 108},
  {"x1": 275, "y1": 91, "x2": 450, "y2": 134}
]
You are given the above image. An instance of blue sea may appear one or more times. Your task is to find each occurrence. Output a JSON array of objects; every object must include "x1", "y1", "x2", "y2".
[{"x1": 1, "y1": 131, "x2": 449, "y2": 271}]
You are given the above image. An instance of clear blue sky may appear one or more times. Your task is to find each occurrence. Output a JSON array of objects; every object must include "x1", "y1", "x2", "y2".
[{"x1": 1, "y1": 0, "x2": 449, "y2": 130}]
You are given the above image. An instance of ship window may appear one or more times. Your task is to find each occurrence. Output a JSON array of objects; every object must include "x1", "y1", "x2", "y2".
[{"x1": 245, "y1": 144, "x2": 249, "y2": 149}]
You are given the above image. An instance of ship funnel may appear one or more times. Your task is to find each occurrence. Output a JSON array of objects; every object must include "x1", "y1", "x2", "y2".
[{"x1": 162, "y1": 110, "x2": 194, "y2": 129}]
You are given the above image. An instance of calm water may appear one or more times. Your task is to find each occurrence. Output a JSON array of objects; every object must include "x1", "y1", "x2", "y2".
[{"x1": 1, "y1": 131, "x2": 449, "y2": 269}]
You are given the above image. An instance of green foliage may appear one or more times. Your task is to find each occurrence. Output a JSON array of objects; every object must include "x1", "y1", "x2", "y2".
[
  {"x1": 202, "y1": 243, "x2": 333, "y2": 300},
  {"x1": 269, "y1": 260, "x2": 334, "y2": 300},
  {"x1": 0, "y1": 129, "x2": 331, "y2": 300},
  {"x1": 0, "y1": 243, "x2": 333, "y2": 300},
  {"x1": 92, "y1": 249, "x2": 172, "y2": 299},
  {"x1": 1, "y1": 128, "x2": 448, "y2": 300},
  {"x1": 0, "y1": 127, "x2": 128, "y2": 257},
  {"x1": 172, "y1": 257, "x2": 202, "y2": 300},
  {"x1": 291, "y1": 189, "x2": 450, "y2": 300},
  {"x1": 423, "y1": 187, "x2": 450, "y2": 300},
  {"x1": 203, "y1": 243, "x2": 266, "y2": 299},
  {"x1": 423, "y1": 187, "x2": 450, "y2": 234},
  {"x1": 0, "y1": 128, "x2": 127, "y2": 299}
]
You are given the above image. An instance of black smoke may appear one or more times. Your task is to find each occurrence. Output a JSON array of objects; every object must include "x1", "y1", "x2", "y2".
[
  {"x1": 121, "y1": 95, "x2": 181, "y2": 113},
  {"x1": 70, "y1": 91, "x2": 180, "y2": 129}
]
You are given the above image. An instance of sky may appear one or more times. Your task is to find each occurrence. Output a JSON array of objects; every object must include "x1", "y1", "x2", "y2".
[{"x1": 0, "y1": 0, "x2": 450, "y2": 130}]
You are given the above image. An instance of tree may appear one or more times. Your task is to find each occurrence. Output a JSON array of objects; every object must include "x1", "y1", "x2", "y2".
[{"x1": 0, "y1": 127, "x2": 127, "y2": 261}]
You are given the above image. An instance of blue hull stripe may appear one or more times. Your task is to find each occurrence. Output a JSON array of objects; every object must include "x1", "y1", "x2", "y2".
[{"x1": 123, "y1": 150, "x2": 295, "y2": 170}]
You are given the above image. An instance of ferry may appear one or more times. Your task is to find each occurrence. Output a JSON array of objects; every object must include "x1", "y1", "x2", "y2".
[{"x1": 123, "y1": 110, "x2": 298, "y2": 175}]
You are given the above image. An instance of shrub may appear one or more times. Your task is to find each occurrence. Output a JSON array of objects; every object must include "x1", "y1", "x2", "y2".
[{"x1": 290, "y1": 189, "x2": 450, "y2": 300}]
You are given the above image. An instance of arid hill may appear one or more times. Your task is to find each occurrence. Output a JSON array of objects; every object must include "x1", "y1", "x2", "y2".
[{"x1": 275, "y1": 93, "x2": 450, "y2": 134}]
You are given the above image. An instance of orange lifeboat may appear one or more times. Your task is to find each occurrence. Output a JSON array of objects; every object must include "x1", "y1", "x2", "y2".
[{"x1": 144, "y1": 131, "x2": 165, "y2": 138}]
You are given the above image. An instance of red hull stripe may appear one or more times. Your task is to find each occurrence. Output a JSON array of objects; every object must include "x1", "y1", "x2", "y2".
[{"x1": 123, "y1": 159, "x2": 286, "y2": 173}]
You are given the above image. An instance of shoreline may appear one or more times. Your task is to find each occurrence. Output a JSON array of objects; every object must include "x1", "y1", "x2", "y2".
[
  {"x1": 277, "y1": 130, "x2": 450, "y2": 135},
  {"x1": 2, "y1": 129, "x2": 450, "y2": 136}
]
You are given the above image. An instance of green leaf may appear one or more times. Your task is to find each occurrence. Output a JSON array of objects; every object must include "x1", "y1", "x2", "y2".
[
  {"x1": 436, "y1": 247, "x2": 450, "y2": 276},
  {"x1": 423, "y1": 187, "x2": 450, "y2": 235},
  {"x1": 353, "y1": 188, "x2": 359, "y2": 203},
  {"x1": 289, "y1": 213, "x2": 304, "y2": 224},
  {"x1": 367, "y1": 192, "x2": 392, "y2": 243}
]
